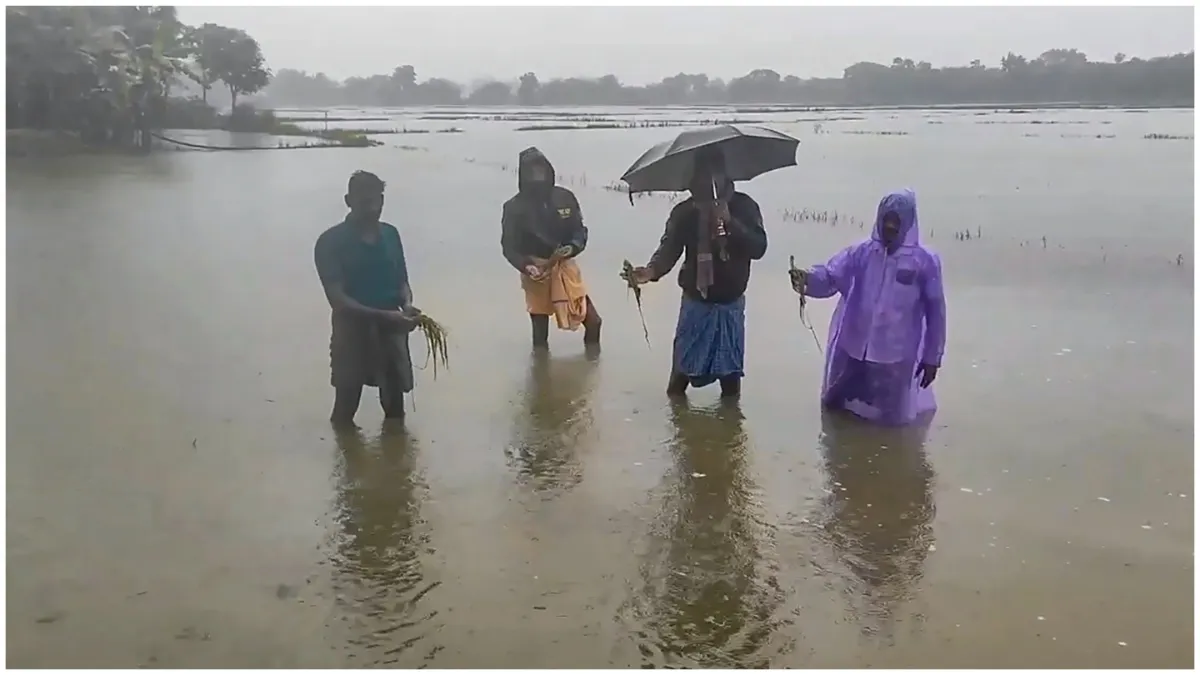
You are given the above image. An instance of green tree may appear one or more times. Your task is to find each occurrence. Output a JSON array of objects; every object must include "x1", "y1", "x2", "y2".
[
  {"x1": 390, "y1": 64, "x2": 416, "y2": 102},
  {"x1": 185, "y1": 23, "x2": 269, "y2": 109},
  {"x1": 517, "y1": 72, "x2": 540, "y2": 105},
  {"x1": 194, "y1": 24, "x2": 270, "y2": 107},
  {"x1": 217, "y1": 32, "x2": 269, "y2": 109},
  {"x1": 187, "y1": 23, "x2": 231, "y2": 103}
]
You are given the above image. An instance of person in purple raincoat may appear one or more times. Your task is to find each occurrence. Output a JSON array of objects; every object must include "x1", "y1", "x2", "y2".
[{"x1": 790, "y1": 189, "x2": 947, "y2": 426}]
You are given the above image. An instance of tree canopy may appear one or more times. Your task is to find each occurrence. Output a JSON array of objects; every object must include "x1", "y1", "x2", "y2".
[
  {"x1": 262, "y1": 49, "x2": 1193, "y2": 108},
  {"x1": 6, "y1": 6, "x2": 271, "y2": 145}
]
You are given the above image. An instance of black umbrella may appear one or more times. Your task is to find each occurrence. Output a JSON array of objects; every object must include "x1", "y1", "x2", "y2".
[{"x1": 620, "y1": 124, "x2": 800, "y2": 197}]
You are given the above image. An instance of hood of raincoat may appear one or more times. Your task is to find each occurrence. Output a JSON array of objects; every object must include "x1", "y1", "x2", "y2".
[
  {"x1": 871, "y1": 188, "x2": 920, "y2": 249},
  {"x1": 517, "y1": 146, "x2": 556, "y2": 195}
]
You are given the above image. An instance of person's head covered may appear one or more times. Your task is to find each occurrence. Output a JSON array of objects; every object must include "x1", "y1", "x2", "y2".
[
  {"x1": 517, "y1": 146, "x2": 555, "y2": 196},
  {"x1": 688, "y1": 146, "x2": 730, "y2": 200},
  {"x1": 873, "y1": 188, "x2": 919, "y2": 251},
  {"x1": 345, "y1": 170, "x2": 386, "y2": 222}
]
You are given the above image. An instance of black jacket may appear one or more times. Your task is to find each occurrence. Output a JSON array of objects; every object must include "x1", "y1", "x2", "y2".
[
  {"x1": 500, "y1": 147, "x2": 588, "y2": 270},
  {"x1": 647, "y1": 191, "x2": 768, "y2": 304}
]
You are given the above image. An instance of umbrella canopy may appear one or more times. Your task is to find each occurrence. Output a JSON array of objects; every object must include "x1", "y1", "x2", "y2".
[{"x1": 620, "y1": 124, "x2": 800, "y2": 195}]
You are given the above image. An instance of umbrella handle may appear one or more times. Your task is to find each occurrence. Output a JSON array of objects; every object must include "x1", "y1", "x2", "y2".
[{"x1": 711, "y1": 179, "x2": 727, "y2": 237}]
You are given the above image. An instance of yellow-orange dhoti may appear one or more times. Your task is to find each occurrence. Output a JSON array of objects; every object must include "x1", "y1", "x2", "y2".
[{"x1": 521, "y1": 258, "x2": 589, "y2": 331}]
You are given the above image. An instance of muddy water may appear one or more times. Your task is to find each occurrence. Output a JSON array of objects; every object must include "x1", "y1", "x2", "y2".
[{"x1": 7, "y1": 108, "x2": 1193, "y2": 667}]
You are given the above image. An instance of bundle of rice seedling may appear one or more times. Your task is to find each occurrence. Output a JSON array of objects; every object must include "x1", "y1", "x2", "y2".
[{"x1": 415, "y1": 313, "x2": 450, "y2": 378}]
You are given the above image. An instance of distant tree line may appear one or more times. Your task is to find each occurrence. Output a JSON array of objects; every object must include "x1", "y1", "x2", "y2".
[
  {"x1": 6, "y1": 6, "x2": 271, "y2": 149},
  {"x1": 264, "y1": 48, "x2": 1193, "y2": 108}
]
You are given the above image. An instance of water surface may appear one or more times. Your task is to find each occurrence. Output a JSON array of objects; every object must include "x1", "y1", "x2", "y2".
[{"x1": 7, "y1": 106, "x2": 1193, "y2": 667}]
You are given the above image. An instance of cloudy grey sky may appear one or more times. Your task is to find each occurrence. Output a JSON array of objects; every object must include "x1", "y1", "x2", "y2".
[{"x1": 178, "y1": 6, "x2": 1194, "y2": 84}]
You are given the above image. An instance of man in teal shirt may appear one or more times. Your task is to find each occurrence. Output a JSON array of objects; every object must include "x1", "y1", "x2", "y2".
[{"x1": 315, "y1": 171, "x2": 419, "y2": 425}]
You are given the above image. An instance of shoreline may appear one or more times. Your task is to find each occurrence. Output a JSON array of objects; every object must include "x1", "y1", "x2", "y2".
[
  {"x1": 264, "y1": 101, "x2": 1195, "y2": 113},
  {"x1": 6, "y1": 126, "x2": 381, "y2": 157}
]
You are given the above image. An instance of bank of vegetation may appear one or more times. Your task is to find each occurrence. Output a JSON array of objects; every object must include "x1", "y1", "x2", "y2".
[
  {"x1": 263, "y1": 49, "x2": 1193, "y2": 109},
  {"x1": 9, "y1": 7, "x2": 1191, "y2": 157},
  {"x1": 5, "y1": 6, "x2": 374, "y2": 154}
]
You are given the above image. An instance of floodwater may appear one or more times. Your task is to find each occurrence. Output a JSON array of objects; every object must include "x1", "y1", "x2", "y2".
[{"x1": 7, "y1": 106, "x2": 1194, "y2": 667}]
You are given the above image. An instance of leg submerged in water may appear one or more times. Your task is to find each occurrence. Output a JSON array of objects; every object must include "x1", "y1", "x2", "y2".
[
  {"x1": 379, "y1": 368, "x2": 406, "y2": 420},
  {"x1": 582, "y1": 296, "x2": 602, "y2": 345},
  {"x1": 666, "y1": 370, "x2": 690, "y2": 397},
  {"x1": 530, "y1": 313, "x2": 550, "y2": 349},
  {"x1": 380, "y1": 390, "x2": 405, "y2": 420},
  {"x1": 332, "y1": 385, "x2": 363, "y2": 426},
  {"x1": 719, "y1": 375, "x2": 742, "y2": 399}
]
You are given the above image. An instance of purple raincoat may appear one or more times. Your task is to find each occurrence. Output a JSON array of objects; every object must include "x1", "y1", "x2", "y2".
[{"x1": 803, "y1": 189, "x2": 947, "y2": 426}]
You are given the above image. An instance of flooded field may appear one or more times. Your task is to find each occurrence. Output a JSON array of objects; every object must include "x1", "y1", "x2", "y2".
[{"x1": 7, "y1": 106, "x2": 1194, "y2": 667}]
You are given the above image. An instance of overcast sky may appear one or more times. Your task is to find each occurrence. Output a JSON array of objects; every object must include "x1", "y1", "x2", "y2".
[{"x1": 178, "y1": 6, "x2": 1195, "y2": 84}]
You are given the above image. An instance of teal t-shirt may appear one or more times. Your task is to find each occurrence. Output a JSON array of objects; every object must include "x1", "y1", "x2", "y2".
[{"x1": 314, "y1": 220, "x2": 409, "y2": 310}]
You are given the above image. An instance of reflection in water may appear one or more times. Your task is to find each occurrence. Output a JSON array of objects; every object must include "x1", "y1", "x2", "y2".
[
  {"x1": 504, "y1": 348, "x2": 600, "y2": 495},
  {"x1": 328, "y1": 425, "x2": 438, "y2": 666},
  {"x1": 815, "y1": 411, "x2": 936, "y2": 636},
  {"x1": 626, "y1": 401, "x2": 784, "y2": 667}
]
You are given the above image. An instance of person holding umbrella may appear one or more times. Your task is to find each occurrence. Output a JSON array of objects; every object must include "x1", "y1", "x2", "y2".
[{"x1": 622, "y1": 147, "x2": 768, "y2": 398}]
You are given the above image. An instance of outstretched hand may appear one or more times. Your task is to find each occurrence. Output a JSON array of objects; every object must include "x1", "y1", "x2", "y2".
[
  {"x1": 789, "y1": 268, "x2": 807, "y2": 295},
  {"x1": 915, "y1": 363, "x2": 939, "y2": 389},
  {"x1": 621, "y1": 265, "x2": 654, "y2": 285}
]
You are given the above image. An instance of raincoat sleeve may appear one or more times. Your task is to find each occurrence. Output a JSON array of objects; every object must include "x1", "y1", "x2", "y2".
[
  {"x1": 921, "y1": 253, "x2": 947, "y2": 367},
  {"x1": 560, "y1": 189, "x2": 588, "y2": 258},
  {"x1": 647, "y1": 206, "x2": 687, "y2": 280},
  {"x1": 500, "y1": 200, "x2": 531, "y2": 272},
  {"x1": 725, "y1": 195, "x2": 767, "y2": 260},
  {"x1": 801, "y1": 240, "x2": 859, "y2": 295},
  {"x1": 804, "y1": 244, "x2": 859, "y2": 298}
]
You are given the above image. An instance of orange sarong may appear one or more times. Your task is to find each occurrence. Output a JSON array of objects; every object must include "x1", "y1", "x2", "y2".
[{"x1": 521, "y1": 258, "x2": 589, "y2": 331}]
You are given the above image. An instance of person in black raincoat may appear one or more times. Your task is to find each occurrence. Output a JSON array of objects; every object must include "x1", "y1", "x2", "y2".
[{"x1": 501, "y1": 147, "x2": 602, "y2": 349}]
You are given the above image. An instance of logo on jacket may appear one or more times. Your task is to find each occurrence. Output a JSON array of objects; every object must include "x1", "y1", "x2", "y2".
[{"x1": 557, "y1": 208, "x2": 572, "y2": 218}]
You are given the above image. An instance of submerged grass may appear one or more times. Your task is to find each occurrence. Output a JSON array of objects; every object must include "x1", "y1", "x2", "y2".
[
  {"x1": 267, "y1": 122, "x2": 382, "y2": 147},
  {"x1": 841, "y1": 130, "x2": 909, "y2": 136},
  {"x1": 781, "y1": 208, "x2": 867, "y2": 228},
  {"x1": 513, "y1": 118, "x2": 757, "y2": 132},
  {"x1": 276, "y1": 116, "x2": 390, "y2": 123}
]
